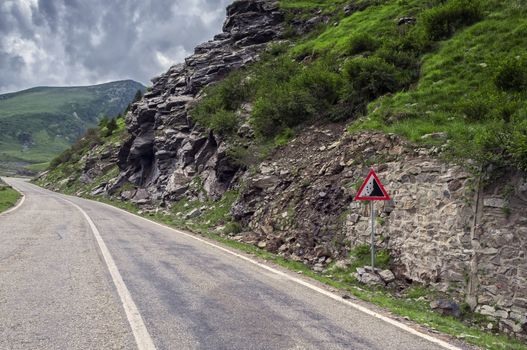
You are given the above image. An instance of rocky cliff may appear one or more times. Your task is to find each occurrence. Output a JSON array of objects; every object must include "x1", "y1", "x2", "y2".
[{"x1": 103, "y1": 0, "x2": 283, "y2": 202}]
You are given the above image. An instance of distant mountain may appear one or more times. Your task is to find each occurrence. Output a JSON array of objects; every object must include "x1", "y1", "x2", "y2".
[{"x1": 0, "y1": 80, "x2": 145, "y2": 174}]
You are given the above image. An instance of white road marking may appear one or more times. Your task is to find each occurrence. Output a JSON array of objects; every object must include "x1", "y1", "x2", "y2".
[{"x1": 63, "y1": 198, "x2": 157, "y2": 350}]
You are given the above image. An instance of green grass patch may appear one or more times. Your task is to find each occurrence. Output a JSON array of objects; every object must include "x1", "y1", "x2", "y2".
[
  {"x1": 0, "y1": 185, "x2": 21, "y2": 213},
  {"x1": 349, "y1": 1, "x2": 527, "y2": 170}
]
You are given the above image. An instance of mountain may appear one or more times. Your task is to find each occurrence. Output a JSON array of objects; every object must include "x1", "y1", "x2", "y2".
[
  {"x1": 0, "y1": 80, "x2": 145, "y2": 174},
  {"x1": 37, "y1": 0, "x2": 527, "y2": 345}
]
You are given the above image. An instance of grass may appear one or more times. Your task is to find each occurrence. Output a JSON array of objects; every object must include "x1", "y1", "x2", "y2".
[
  {"x1": 349, "y1": 0, "x2": 527, "y2": 170},
  {"x1": 0, "y1": 184, "x2": 21, "y2": 213},
  {"x1": 189, "y1": 0, "x2": 527, "y2": 171}
]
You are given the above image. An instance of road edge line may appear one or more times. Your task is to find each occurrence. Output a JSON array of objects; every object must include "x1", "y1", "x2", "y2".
[
  {"x1": 90, "y1": 198, "x2": 462, "y2": 350},
  {"x1": 63, "y1": 198, "x2": 157, "y2": 350}
]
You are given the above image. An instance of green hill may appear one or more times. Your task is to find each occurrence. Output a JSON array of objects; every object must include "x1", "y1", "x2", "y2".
[
  {"x1": 195, "y1": 0, "x2": 527, "y2": 172},
  {"x1": 0, "y1": 80, "x2": 145, "y2": 174}
]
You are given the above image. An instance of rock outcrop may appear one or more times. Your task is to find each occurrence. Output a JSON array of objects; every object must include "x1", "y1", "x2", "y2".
[{"x1": 107, "y1": 0, "x2": 283, "y2": 202}]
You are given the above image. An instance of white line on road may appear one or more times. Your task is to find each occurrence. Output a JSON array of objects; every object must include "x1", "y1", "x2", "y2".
[{"x1": 63, "y1": 198, "x2": 157, "y2": 350}]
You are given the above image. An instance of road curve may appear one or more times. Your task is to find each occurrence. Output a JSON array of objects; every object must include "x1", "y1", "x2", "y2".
[{"x1": 0, "y1": 178, "x2": 469, "y2": 350}]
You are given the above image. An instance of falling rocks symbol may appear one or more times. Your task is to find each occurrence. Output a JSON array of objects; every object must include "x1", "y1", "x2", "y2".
[{"x1": 354, "y1": 169, "x2": 391, "y2": 201}]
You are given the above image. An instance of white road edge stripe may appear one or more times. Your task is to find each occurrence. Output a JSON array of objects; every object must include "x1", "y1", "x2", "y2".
[
  {"x1": 63, "y1": 198, "x2": 157, "y2": 350},
  {"x1": 89, "y1": 197, "x2": 463, "y2": 350}
]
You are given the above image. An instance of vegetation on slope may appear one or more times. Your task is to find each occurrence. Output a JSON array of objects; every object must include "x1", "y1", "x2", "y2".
[
  {"x1": 0, "y1": 80, "x2": 145, "y2": 171},
  {"x1": 192, "y1": 0, "x2": 527, "y2": 172}
]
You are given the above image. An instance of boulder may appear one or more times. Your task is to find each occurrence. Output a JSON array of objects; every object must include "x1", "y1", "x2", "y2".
[
  {"x1": 379, "y1": 269, "x2": 396, "y2": 283},
  {"x1": 430, "y1": 299, "x2": 461, "y2": 318}
]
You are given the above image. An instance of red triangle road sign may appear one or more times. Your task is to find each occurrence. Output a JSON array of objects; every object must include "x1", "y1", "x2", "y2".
[{"x1": 354, "y1": 169, "x2": 391, "y2": 201}]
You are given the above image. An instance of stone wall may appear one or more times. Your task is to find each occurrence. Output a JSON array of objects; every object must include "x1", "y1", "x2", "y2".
[
  {"x1": 346, "y1": 158, "x2": 473, "y2": 290},
  {"x1": 345, "y1": 148, "x2": 527, "y2": 339}
]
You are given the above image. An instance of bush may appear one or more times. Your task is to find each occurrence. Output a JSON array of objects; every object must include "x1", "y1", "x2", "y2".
[
  {"x1": 422, "y1": 0, "x2": 482, "y2": 41},
  {"x1": 252, "y1": 86, "x2": 316, "y2": 138},
  {"x1": 251, "y1": 60, "x2": 344, "y2": 138},
  {"x1": 209, "y1": 109, "x2": 239, "y2": 136},
  {"x1": 191, "y1": 70, "x2": 253, "y2": 130},
  {"x1": 456, "y1": 92, "x2": 497, "y2": 122},
  {"x1": 98, "y1": 116, "x2": 109, "y2": 128},
  {"x1": 495, "y1": 57, "x2": 527, "y2": 92},
  {"x1": 224, "y1": 221, "x2": 242, "y2": 235},
  {"x1": 342, "y1": 56, "x2": 400, "y2": 111},
  {"x1": 290, "y1": 64, "x2": 343, "y2": 105},
  {"x1": 274, "y1": 128, "x2": 294, "y2": 146},
  {"x1": 505, "y1": 119, "x2": 527, "y2": 171},
  {"x1": 105, "y1": 118, "x2": 118, "y2": 137},
  {"x1": 346, "y1": 33, "x2": 380, "y2": 56}
]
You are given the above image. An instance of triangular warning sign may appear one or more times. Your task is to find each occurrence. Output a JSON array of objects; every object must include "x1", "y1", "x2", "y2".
[{"x1": 354, "y1": 169, "x2": 391, "y2": 201}]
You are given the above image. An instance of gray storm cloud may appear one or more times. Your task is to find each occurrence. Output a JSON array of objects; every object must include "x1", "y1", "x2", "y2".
[{"x1": 0, "y1": 0, "x2": 232, "y2": 93}]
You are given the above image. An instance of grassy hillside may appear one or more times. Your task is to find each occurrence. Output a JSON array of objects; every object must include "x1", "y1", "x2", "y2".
[
  {"x1": 193, "y1": 0, "x2": 527, "y2": 173},
  {"x1": 0, "y1": 80, "x2": 145, "y2": 173}
]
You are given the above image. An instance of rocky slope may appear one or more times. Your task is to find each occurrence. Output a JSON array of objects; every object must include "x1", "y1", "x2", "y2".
[
  {"x1": 38, "y1": 0, "x2": 527, "y2": 341},
  {"x1": 103, "y1": 0, "x2": 284, "y2": 202}
]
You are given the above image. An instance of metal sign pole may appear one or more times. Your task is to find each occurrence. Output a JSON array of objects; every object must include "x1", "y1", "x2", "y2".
[{"x1": 370, "y1": 201, "x2": 375, "y2": 269}]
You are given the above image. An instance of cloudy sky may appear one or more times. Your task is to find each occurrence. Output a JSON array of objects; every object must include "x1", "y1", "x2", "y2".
[{"x1": 0, "y1": 0, "x2": 232, "y2": 93}]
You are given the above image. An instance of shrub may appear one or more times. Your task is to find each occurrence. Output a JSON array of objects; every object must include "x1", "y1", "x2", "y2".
[
  {"x1": 422, "y1": 0, "x2": 483, "y2": 41},
  {"x1": 495, "y1": 57, "x2": 527, "y2": 92},
  {"x1": 105, "y1": 118, "x2": 118, "y2": 137},
  {"x1": 209, "y1": 109, "x2": 239, "y2": 136},
  {"x1": 342, "y1": 56, "x2": 400, "y2": 111},
  {"x1": 49, "y1": 128, "x2": 102, "y2": 169},
  {"x1": 224, "y1": 221, "x2": 242, "y2": 235},
  {"x1": 252, "y1": 86, "x2": 316, "y2": 138},
  {"x1": 456, "y1": 92, "x2": 497, "y2": 122},
  {"x1": 274, "y1": 128, "x2": 294, "y2": 146},
  {"x1": 266, "y1": 42, "x2": 290, "y2": 57},
  {"x1": 346, "y1": 33, "x2": 380, "y2": 56},
  {"x1": 505, "y1": 119, "x2": 527, "y2": 171},
  {"x1": 98, "y1": 116, "x2": 109, "y2": 128},
  {"x1": 290, "y1": 64, "x2": 343, "y2": 106},
  {"x1": 191, "y1": 70, "x2": 253, "y2": 129}
]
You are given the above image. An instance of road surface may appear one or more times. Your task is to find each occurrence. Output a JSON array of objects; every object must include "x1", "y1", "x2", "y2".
[{"x1": 0, "y1": 178, "x2": 469, "y2": 350}]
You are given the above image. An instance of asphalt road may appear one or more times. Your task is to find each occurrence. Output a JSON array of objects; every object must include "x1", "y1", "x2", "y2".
[{"x1": 0, "y1": 178, "x2": 470, "y2": 350}]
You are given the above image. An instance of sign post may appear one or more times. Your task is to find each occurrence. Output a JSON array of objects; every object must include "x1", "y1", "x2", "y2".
[
  {"x1": 370, "y1": 201, "x2": 375, "y2": 268},
  {"x1": 354, "y1": 169, "x2": 391, "y2": 269}
]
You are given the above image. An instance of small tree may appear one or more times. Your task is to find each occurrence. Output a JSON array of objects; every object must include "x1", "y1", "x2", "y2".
[{"x1": 105, "y1": 118, "x2": 118, "y2": 137}]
